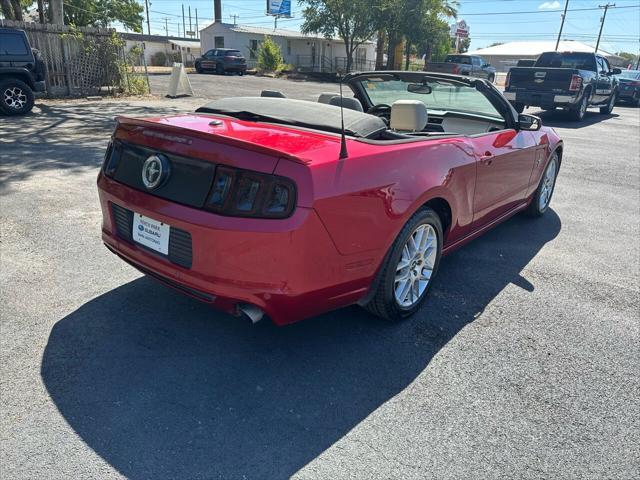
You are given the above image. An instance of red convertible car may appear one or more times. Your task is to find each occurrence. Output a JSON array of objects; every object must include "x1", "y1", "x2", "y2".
[{"x1": 98, "y1": 72, "x2": 562, "y2": 325}]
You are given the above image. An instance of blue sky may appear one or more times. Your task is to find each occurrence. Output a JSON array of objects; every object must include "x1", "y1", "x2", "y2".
[{"x1": 137, "y1": 0, "x2": 640, "y2": 54}]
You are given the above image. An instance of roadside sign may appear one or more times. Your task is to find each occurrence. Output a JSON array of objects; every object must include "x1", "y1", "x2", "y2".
[{"x1": 267, "y1": 0, "x2": 292, "y2": 17}]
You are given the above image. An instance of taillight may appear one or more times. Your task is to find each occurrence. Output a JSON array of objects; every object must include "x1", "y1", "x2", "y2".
[
  {"x1": 102, "y1": 141, "x2": 121, "y2": 177},
  {"x1": 569, "y1": 74, "x2": 583, "y2": 91},
  {"x1": 205, "y1": 166, "x2": 296, "y2": 219},
  {"x1": 505, "y1": 71, "x2": 511, "y2": 89}
]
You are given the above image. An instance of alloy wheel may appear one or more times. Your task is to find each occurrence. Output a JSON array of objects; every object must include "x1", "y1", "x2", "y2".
[
  {"x1": 3, "y1": 87, "x2": 27, "y2": 110},
  {"x1": 539, "y1": 155, "x2": 558, "y2": 210},
  {"x1": 394, "y1": 224, "x2": 438, "y2": 308}
]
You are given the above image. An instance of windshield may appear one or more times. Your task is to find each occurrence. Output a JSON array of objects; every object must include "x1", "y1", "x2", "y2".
[
  {"x1": 444, "y1": 55, "x2": 471, "y2": 65},
  {"x1": 618, "y1": 70, "x2": 640, "y2": 80},
  {"x1": 535, "y1": 52, "x2": 597, "y2": 70},
  {"x1": 358, "y1": 78, "x2": 503, "y2": 119}
]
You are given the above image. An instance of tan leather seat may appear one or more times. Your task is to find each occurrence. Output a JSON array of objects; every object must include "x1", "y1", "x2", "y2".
[{"x1": 390, "y1": 100, "x2": 428, "y2": 132}]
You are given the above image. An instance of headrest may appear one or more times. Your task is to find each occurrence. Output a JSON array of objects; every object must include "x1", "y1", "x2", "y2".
[
  {"x1": 390, "y1": 100, "x2": 428, "y2": 132},
  {"x1": 260, "y1": 90, "x2": 286, "y2": 98},
  {"x1": 329, "y1": 96, "x2": 364, "y2": 112},
  {"x1": 318, "y1": 92, "x2": 338, "y2": 104}
]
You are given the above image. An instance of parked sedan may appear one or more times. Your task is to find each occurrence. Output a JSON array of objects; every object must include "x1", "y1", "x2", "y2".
[
  {"x1": 616, "y1": 69, "x2": 640, "y2": 106},
  {"x1": 195, "y1": 48, "x2": 247, "y2": 75},
  {"x1": 97, "y1": 72, "x2": 562, "y2": 325}
]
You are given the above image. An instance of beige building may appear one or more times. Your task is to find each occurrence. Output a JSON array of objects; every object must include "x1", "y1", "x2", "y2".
[
  {"x1": 121, "y1": 33, "x2": 201, "y2": 67},
  {"x1": 199, "y1": 23, "x2": 375, "y2": 72},
  {"x1": 467, "y1": 40, "x2": 625, "y2": 72}
]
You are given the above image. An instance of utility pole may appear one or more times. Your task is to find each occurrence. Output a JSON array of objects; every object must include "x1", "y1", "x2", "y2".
[
  {"x1": 595, "y1": 3, "x2": 615, "y2": 53},
  {"x1": 144, "y1": 0, "x2": 151, "y2": 35},
  {"x1": 555, "y1": 0, "x2": 569, "y2": 50},
  {"x1": 164, "y1": 17, "x2": 169, "y2": 37},
  {"x1": 195, "y1": 9, "x2": 199, "y2": 38},
  {"x1": 182, "y1": 4, "x2": 186, "y2": 39},
  {"x1": 230, "y1": 14, "x2": 239, "y2": 26},
  {"x1": 188, "y1": 6, "x2": 192, "y2": 36}
]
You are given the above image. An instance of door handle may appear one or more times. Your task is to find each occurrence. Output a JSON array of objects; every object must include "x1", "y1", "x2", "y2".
[{"x1": 479, "y1": 151, "x2": 493, "y2": 166}]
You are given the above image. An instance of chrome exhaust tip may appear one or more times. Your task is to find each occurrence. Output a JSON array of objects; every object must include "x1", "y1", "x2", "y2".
[{"x1": 238, "y1": 303, "x2": 264, "y2": 324}]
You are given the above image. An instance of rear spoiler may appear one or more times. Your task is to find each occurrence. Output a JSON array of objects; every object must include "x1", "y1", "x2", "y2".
[{"x1": 113, "y1": 115, "x2": 309, "y2": 165}]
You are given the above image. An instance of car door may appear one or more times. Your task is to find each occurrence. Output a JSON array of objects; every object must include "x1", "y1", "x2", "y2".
[
  {"x1": 595, "y1": 57, "x2": 613, "y2": 103},
  {"x1": 201, "y1": 50, "x2": 216, "y2": 70},
  {"x1": 471, "y1": 128, "x2": 538, "y2": 226}
]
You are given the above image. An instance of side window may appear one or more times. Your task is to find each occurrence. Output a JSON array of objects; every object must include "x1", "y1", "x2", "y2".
[
  {"x1": 472, "y1": 57, "x2": 481, "y2": 66},
  {"x1": 601, "y1": 57, "x2": 611, "y2": 72},
  {"x1": 0, "y1": 33, "x2": 29, "y2": 56},
  {"x1": 596, "y1": 57, "x2": 606, "y2": 74}
]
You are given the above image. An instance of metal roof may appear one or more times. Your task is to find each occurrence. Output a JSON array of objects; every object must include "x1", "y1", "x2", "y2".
[
  {"x1": 468, "y1": 40, "x2": 616, "y2": 58},
  {"x1": 201, "y1": 22, "x2": 374, "y2": 44}
]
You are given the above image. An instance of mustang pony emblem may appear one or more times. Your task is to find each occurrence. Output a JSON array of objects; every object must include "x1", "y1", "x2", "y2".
[{"x1": 142, "y1": 154, "x2": 169, "y2": 190}]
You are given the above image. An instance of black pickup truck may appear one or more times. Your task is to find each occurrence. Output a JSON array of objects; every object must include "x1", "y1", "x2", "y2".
[
  {"x1": 503, "y1": 51, "x2": 621, "y2": 121},
  {"x1": 0, "y1": 28, "x2": 46, "y2": 115}
]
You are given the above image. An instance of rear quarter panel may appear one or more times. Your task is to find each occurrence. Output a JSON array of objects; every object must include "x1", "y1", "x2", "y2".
[{"x1": 308, "y1": 137, "x2": 478, "y2": 256}]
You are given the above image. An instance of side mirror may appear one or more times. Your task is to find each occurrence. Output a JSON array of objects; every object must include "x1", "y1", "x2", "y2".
[
  {"x1": 611, "y1": 68, "x2": 622, "y2": 75},
  {"x1": 518, "y1": 113, "x2": 541, "y2": 131}
]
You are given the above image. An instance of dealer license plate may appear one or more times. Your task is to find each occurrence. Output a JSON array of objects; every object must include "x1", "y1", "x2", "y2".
[{"x1": 133, "y1": 213, "x2": 170, "y2": 255}]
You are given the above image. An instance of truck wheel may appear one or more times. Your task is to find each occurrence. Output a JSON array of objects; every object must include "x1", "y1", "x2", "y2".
[
  {"x1": 0, "y1": 79, "x2": 35, "y2": 115},
  {"x1": 364, "y1": 208, "x2": 443, "y2": 322},
  {"x1": 569, "y1": 94, "x2": 587, "y2": 121},
  {"x1": 599, "y1": 92, "x2": 616, "y2": 114}
]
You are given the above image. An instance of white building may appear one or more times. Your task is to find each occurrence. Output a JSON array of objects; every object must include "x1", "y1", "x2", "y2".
[
  {"x1": 199, "y1": 23, "x2": 376, "y2": 72},
  {"x1": 467, "y1": 40, "x2": 625, "y2": 72},
  {"x1": 121, "y1": 33, "x2": 202, "y2": 67}
]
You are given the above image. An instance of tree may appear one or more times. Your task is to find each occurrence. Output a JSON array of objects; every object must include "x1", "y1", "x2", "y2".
[
  {"x1": 300, "y1": 0, "x2": 378, "y2": 72},
  {"x1": 1, "y1": 0, "x2": 29, "y2": 21},
  {"x1": 63, "y1": 0, "x2": 144, "y2": 32},
  {"x1": 256, "y1": 35, "x2": 284, "y2": 72},
  {"x1": 616, "y1": 51, "x2": 639, "y2": 67}
]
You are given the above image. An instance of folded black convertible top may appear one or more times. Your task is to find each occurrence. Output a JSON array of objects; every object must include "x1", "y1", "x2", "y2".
[{"x1": 196, "y1": 97, "x2": 387, "y2": 138}]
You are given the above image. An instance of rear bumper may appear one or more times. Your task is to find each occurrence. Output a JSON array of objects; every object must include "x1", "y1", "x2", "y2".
[
  {"x1": 503, "y1": 90, "x2": 579, "y2": 107},
  {"x1": 223, "y1": 64, "x2": 247, "y2": 72},
  {"x1": 98, "y1": 174, "x2": 375, "y2": 325}
]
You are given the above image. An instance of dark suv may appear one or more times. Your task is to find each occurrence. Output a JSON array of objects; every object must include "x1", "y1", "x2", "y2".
[
  {"x1": 195, "y1": 48, "x2": 247, "y2": 75},
  {"x1": 0, "y1": 28, "x2": 46, "y2": 115}
]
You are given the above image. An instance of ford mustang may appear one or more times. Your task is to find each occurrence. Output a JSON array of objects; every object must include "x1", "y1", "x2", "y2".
[{"x1": 97, "y1": 72, "x2": 563, "y2": 325}]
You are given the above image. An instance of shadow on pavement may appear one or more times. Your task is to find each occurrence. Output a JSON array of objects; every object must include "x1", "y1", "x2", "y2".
[
  {"x1": 530, "y1": 108, "x2": 619, "y2": 129},
  {"x1": 41, "y1": 210, "x2": 561, "y2": 479},
  {"x1": 0, "y1": 103, "x2": 182, "y2": 190}
]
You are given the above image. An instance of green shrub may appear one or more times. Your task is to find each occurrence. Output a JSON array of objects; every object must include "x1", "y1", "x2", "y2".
[
  {"x1": 151, "y1": 51, "x2": 167, "y2": 66},
  {"x1": 256, "y1": 35, "x2": 284, "y2": 72}
]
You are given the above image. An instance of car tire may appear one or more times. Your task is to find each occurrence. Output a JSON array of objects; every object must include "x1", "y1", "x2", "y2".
[
  {"x1": 0, "y1": 79, "x2": 35, "y2": 116},
  {"x1": 524, "y1": 151, "x2": 559, "y2": 217},
  {"x1": 238, "y1": 71, "x2": 244, "y2": 76},
  {"x1": 599, "y1": 91, "x2": 616, "y2": 114},
  {"x1": 216, "y1": 63, "x2": 225, "y2": 75},
  {"x1": 364, "y1": 207, "x2": 443, "y2": 321},
  {"x1": 569, "y1": 94, "x2": 588, "y2": 121},
  {"x1": 195, "y1": 63, "x2": 203, "y2": 74},
  {"x1": 512, "y1": 102, "x2": 525, "y2": 113}
]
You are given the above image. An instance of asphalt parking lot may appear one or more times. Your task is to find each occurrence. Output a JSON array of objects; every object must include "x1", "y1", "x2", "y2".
[{"x1": 1, "y1": 75, "x2": 639, "y2": 479}]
